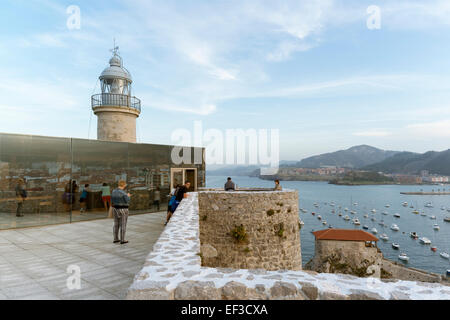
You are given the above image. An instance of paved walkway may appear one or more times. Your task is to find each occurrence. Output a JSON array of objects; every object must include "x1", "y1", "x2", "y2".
[{"x1": 0, "y1": 212, "x2": 165, "y2": 300}]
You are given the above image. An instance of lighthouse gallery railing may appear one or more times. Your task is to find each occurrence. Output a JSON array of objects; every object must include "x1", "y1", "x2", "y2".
[{"x1": 91, "y1": 93, "x2": 141, "y2": 112}]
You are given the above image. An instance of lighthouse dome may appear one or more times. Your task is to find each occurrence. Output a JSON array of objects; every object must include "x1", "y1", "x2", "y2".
[{"x1": 99, "y1": 53, "x2": 132, "y2": 83}]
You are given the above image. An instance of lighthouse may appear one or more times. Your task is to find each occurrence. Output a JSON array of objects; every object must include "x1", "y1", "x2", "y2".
[{"x1": 91, "y1": 45, "x2": 141, "y2": 143}]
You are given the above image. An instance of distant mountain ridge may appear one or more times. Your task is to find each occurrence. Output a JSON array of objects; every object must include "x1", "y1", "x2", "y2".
[
  {"x1": 362, "y1": 149, "x2": 450, "y2": 175},
  {"x1": 296, "y1": 145, "x2": 400, "y2": 169}
]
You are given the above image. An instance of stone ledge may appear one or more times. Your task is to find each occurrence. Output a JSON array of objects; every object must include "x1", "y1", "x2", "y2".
[{"x1": 127, "y1": 193, "x2": 450, "y2": 300}]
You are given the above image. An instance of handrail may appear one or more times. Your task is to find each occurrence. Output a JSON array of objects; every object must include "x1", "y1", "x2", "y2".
[{"x1": 91, "y1": 93, "x2": 141, "y2": 112}]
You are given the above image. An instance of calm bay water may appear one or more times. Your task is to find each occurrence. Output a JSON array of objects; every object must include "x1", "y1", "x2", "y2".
[{"x1": 206, "y1": 175, "x2": 450, "y2": 275}]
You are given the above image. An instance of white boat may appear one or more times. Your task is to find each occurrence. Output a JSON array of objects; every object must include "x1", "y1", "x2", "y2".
[
  {"x1": 385, "y1": 204, "x2": 390, "y2": 208},
  {"x1": 344, "y1": 215, "x2": 350, "y2": 221},
  {"x1": 402, "y1": 202, "x2": 408, "y2": 207},
  {"x1": 344, "y1": 208, "x2": 349, "y2": 212},
  {"x1": 380, "y1": 233, "x2": 389, "y2": 241},
  {"x1": 444, "y1": 215, "x2": 450, "y2": 222},
  {"x1": 353, "y1": 202, "x2": 358, "y2": 206},
  {"x1": 317, "y1": 215, "x2": 322, "y2": 220},
  {"x1": 371, "y1": 217, "x2": 376, "y2": 222},
  {"x1": 353, "y1": 218, "x2": 360, "y2": 225},
  {"x1": 390, "y1": 224, "x2": 400, "y2": 231},
  {"x1": 433, "y1": 224, "x2": 440, "y2": 230},
  {"x1": 398, "y1": 253, "x2": 409, "y2": 262},
  {"x1": 441, "y1": 206, "x2": 446, "y2": 211},
  {"x1": 392, "y1": 243, "x2": 400, "y2": 249},
  {"x1": 350, "y1": 210, "x2": 357, "y2": 214},
  {"x1": 371, "y1": 209, "x2": 377, "y2": 213},
  {"x1": 430, "y1": 215, "x2": 436, "y2": 220},
  {"x1": 382, "y1": 211, "x2": 388, "y2": 215},
  {"x1": 394, "y1": 213, "x2": 401, "y2": 218},
  {"x1": 420, "y1": 212, "x2": 427, "y2": 216},
  {"x1": 322, "y1": 220, "x2": 327, "y2": 225},
  {"x1": 362, "y1": 225, "x2": 369, "y2": 230},
  {"x1": 425, "y1": 202, "x2": 433, "y2": 208},
  {"x1": 363, "y1": 214, "x2": 369, "y2": 218},
  {"x1": 440, "y1": 252, "x2": 450, "y2": 259},
  {"x1": 300, "y1": 220, "x2": 305, "y2": 226},
  {"x1": 371, "y1": 228, "x2": 378, "y2": 234},
  {"x1": 419, "y1": 237, "x2": 431, "y2": 244}
]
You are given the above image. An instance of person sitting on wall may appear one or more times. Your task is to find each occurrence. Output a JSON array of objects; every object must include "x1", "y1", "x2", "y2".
[
  {"x1": 15, "y1": 178, "x2": 27, "y2": 217},
  {"x1": 165, "y1": 184, "x2": 179, "y2": 226},
  {"x1": 274, "y1": 179, "x2": 282, "y2": 191},
  {"x1": 224, "y1": 177, "x2": 235, "y2": 191},
  {"x1": 111, "y1": 180, "x2": 131, "y2": 244},
  {"x1": 170, "y1": 181, "x2": 190, "y2": 214}
]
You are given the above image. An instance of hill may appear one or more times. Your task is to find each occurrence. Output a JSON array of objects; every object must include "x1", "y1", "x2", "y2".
[
  {"x1": 296, "y1": 145, "x2": 400, "y2": 168},
  {"x1": 363, "y1": 149, "x2": 450, "y2": 175}
]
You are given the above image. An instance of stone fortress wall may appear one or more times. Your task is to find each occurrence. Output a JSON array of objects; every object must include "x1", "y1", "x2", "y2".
[
  {"x1": 198, "y1": 189, "x2": 301, "y2": 270},
  {"x1": 127, "y1": 192, "x2": 450, "y2": 300}
]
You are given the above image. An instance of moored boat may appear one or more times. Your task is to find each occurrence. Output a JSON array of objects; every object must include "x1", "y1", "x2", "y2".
[
  {"x1": 419, "y1": 237, "x2": 431, "y2": 244},
  {"x1": 440, "y1": 252, "x2": 450, "y2": 259},
  {"x1": 433, "y1": 224, "x2": 440, "y2": 230},
  {"x1": 431, "y1": 246, "x2": 437, "y2": 252},
  {"x1": 392, "y1": 243, "x2": 400, "y2": 249},
  {"x1": 390, "y1": 224, "x2": 400, "y2": 231},
  {"x1": 344, "y1": 215, "x2": 350, "y2": 221},
  {"x1": 353, "y1": 218, "x2": 360, "y2": 225},
  {"x1": 380, "y1": 233, "x2": 389, "y2": 241},
  {"x1": 371, "y1": 228, "x2": 378, "y2": 234},
  {"x1": 362, "y1": 225, "x2": 369, "y2": 230},
  {"x1": 410, "y1": 232, "x2": 418, "y2": 239},
  {"x1": 394, "y1": 213, "x2": 401, "y2": 218},
  {"x1": 398, "y1": 253, "x2": 409, "y2": 262}
]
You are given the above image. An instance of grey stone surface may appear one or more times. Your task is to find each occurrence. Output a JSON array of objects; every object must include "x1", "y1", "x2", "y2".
[
  {"x1": 270, "y1": 281, "x2": 304, "y2": 300},
  {"x1": 0, "y1": 212, "x2": 166, "y2": 300},
  {"x1": 348, "y1": 289, "x2": 384, "y2": 300},
  {"x1": 221, "y1": 281, "x2": 248, "y2": 300},
  {"x1": 299, "y1": 281, "x2": 318, "y2": 300},
  {"x1": 319, "y1": 291, "x2": 350, "y2": 300},
  {"x1": 174, "y1": 281, "x2": 221, "y2": 300},
  {"x1": 389, "y1": 291, "x2": 411, "y2": 300}
]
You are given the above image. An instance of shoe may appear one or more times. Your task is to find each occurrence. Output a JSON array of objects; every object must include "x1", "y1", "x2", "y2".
[
  {"x1": 113, "y1": 240, "x2": 120, "y2": 243},
  {"x1": 120, "y1": 241, "x2": 129, "y2": 244}
]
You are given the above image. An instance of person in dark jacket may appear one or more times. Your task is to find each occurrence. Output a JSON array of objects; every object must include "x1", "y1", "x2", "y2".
[
  {"x1": 111, "y1": 180, "x2": 131, "y2": 244},
  {"x1": 15, "y1": 179, "x2": 27, "y2": 217},
  {"x1": 224, "y1": 177, "x2": 235, "y2": 191}
]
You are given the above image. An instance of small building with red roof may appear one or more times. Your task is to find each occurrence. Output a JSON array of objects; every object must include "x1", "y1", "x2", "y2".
[{"x1": 305, "y1": 229, "x2": 383, "y2": 277}]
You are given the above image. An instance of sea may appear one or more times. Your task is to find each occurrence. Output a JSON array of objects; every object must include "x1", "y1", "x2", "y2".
[{"x1": 206, "y1": 175, "x2": 450, "y2": 275}]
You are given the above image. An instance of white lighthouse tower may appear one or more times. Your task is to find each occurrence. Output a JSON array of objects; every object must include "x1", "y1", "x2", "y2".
[{"x1": 91, "y1": 45, "x2": 141, "y2": 143}]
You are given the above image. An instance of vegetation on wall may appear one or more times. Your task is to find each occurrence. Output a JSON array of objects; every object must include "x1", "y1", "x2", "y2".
[{"x1": 230, "y1": 224, "x2": 248, "y2": 244}]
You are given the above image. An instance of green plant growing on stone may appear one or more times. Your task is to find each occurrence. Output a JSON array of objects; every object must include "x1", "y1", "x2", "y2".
[
  {"x1": 230, "y1": 224, "x2": 248, "y2": 244},
  {"x1": 276, "y1": 223, "x2": 285, "y2": 238},
  {"x1": 266, "y1": 209, "x2": 275, "y2": 216},
  {"x1": 243, "y1": 247, "x2": 251, "y2": 253}
]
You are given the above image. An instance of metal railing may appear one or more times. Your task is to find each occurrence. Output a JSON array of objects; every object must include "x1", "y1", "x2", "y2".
[{"x1": 91, "y1": 93, "x2": 141, "y2": 112}]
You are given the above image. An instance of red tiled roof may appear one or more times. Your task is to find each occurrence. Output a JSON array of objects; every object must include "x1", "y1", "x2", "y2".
[{"x1": 312, "y1": 229, "x2": 378, "y2": 242}]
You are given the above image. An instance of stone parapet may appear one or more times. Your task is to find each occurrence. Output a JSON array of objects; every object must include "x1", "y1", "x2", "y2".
[
  {"x1": 198, "y1": 189, "x2": 301, "y2": 270},
  {"x1": 127, "y1": 193, "x2": 450, "y2": 300}
]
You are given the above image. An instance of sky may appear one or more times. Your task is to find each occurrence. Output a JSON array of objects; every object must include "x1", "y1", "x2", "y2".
[{"x1": 1, "y1": 0, "x2": 450, "y2": 162}]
